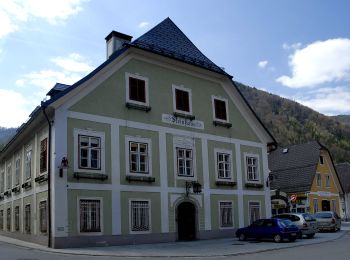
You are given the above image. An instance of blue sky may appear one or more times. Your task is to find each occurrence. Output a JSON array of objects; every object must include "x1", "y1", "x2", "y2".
[{"x1": 1, "y1": 0, "x2": 350, "y2": 127}]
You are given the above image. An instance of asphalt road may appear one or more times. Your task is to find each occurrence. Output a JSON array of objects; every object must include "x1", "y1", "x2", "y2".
[{"x1": 1, "y1": 233, "x2": 350, "y2": 260}]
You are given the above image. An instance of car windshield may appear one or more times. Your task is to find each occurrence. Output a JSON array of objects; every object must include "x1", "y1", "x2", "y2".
[
  {"x1": 302, "y1": 213, "x2": 316, "y2": 221},
  {"x1": 315, "y1": 212, "x2": 332, "y2": 218},
  {"x1": 278, "y1": 219, "x2": 292, "y2": 227}
]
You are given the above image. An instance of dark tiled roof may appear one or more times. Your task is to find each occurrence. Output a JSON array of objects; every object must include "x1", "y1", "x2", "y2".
[
  {"x1": 336, "y1": 163, "x2": 350, "y2": 193},
  {"x1": 129, "y1": 17, "x2": 229, "y2": 77},
  {"x1": 269, "y1": 141, "x2": 321, "y2": 192}
]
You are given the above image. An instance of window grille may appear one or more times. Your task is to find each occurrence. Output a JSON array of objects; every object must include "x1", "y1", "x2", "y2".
[
  {"x1": 177, "y1": 148, "x2": 193, "y2": 177},
  {"x1": 25, "y1": 204, "x2": 31, "y2": 233},
  {"x1": 80, "y1": 199, "x2": 101, "y2": 232},
  {"x1": 7, "y1": 208, "x2": 11, "y2": 231},
  {"x1": 15, "y1": 206, "x2": 19, "y2": 231},
  {"x1": 217, "y1": 153, "x2": 231, "y2": 179},
  {"x1": 39, "y1": 201, "x2": 47, "y2": 233},
  {"x1": 129, "y1": 142, "x2": 148, "y2": 173},
  {"x1": 131, "y1": 201, "x2": 150, "y2": 232},
  {"x1": 40, "y1": 138, "x2": 48, "y2": 173}
]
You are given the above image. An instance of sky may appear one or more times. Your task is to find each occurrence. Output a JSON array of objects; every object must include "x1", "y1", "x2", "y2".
[{"x1": 0, "y1": 0, "x2": 350, "y2": 128}]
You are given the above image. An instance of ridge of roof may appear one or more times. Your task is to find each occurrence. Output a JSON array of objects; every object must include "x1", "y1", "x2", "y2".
[{"x1": 129, "y1": 17, "x2": 230, "y2": 77}]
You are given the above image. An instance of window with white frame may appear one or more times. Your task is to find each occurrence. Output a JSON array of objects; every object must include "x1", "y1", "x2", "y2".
[
  {"x1": 130, "y1": 200, "x2": 150, "y2": 232},
  {"x1": 74, "y1": 129, "x2": 105, "y2": 174},
  {"x1": 0, "y1": 210, "x2": 3, "y2": 230},
  {"x1": 212, "y1": 96, "x2": 229, "y2": 122},
  {"x1": 39, "y1": 201, "x2": 47, "y2": 233},
  {"x1": 25, "y1": 148, "x2": 32, "y2": 180},
  {"x1": 176, "y1": 148, "x2": 193, "y2": 177},
  {"x1": 126, "y1": 73, "x2": 149, "y2": 106},
  {"x1": 313, "y1": 198, "x2": 318, "y2": 213},
  {"x1": 40, "y1": 138, "x2": 48, "y2": 174},
  {"x1": 7, "y1": 208, "x2": 11, "y2": 231},
  {"x1": 15, "y1": 158, "x2": 20, "y2": 186},
  {"x1": 325, "y1": 175, "x2": 330, "y2": 187},
  {"x1": 249, "y1": 201, "x2": 261, "y2": 224},
  {"x1": 246, "y1": 155, "x2": 259, "y2": 182},
  {"x1": 24, "y1": 204, "x2": 30, "y2": 233},
  {"x1": 6, "y1": 164, "x2": 11, "y2": 190},
  {"x1": 79, "y1": 199, "x2": 101, "y2": 233},
  {"x1": 172, "y1": 85, "x2": 192, "y2": 114},
  {"x1": 14, "y1": 206, "x2": 19, "y2": 231},
  {"x1": 316, "y1": 173, "x2": 321, "y2": 186},
  {"x1": 216, "y1": 151, "x2": 232, "y2": 180},
  {"x1": 129, "y1": 142, "x2": 149, "y2": 173},
  {"x1": 219, "y1": 201, "x2": 233, "y2": 228}
]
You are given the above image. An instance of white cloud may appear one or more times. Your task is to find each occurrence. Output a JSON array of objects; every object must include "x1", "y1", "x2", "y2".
[
  {"x1": 16, "y1": 53, "x2": 93, "y2": 91},
  {"x1": 138, "y1": 21, "x2": 149, "y2": 28},
  {"x1": 0, "y1": 0, "x2": 87, "y2": 39},
  {"x1": 295, "y1": 86, "x2": 350, "y2": 115},
  {"x1": 277, "y1": 38, "x2": 350, "y2": 88},
  {"x1": 282, "y1": 42, "x2": 302, "y2": 50},
  {"x1": 0, "y1": 89, "x2": 31, "y2": 127},
  {"x1": 51, "y1": 53, "x2": 93, "y2": 73},
  {"x1": 258, "y1": 60, "x2": 268, "y2": 68}
]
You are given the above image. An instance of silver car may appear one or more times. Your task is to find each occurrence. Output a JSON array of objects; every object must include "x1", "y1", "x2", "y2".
[
  {"x1": 314, "y1": 211, "x2": 341, "y2": 232},
  {"x1": 272, "y1": 213, "x2": 318, "y2": 238}
]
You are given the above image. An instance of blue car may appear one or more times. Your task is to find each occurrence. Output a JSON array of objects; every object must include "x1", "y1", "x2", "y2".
[{"x1": 235, "y1": 218, "x2": 300, "y2": 243}]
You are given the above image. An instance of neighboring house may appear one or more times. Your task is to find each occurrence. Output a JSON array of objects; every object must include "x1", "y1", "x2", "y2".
[
  {"x1": 0, "y1": 18, "x2": 276, "y2": 248},
  {"x1": 336, "y1": 163, "x2": 350, "y2": 220},
  {"x1": 269, "y1": 141, "x2": 344, "y2": 215}
]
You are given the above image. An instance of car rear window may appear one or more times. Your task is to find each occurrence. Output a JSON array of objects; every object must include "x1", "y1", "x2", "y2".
[
  {"x1": 315, "y1": 212, "x2": 332, "y2": 218},
  {"x1": 278, "y1": 219, "x2": 293, "y2": 227}
]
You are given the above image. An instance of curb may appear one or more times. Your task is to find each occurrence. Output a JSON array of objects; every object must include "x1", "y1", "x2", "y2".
[{"x1": 0, "y1": 231, "x2": 348, "y2": 258}]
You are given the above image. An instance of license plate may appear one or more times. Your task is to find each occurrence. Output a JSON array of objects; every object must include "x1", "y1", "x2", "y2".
[{"x1": 290, "y1": 233, "x2": 296, "y2": 236}]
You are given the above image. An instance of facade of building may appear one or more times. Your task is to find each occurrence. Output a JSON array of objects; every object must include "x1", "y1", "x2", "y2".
[
  {"x1": 269, "y1": 141, "x2": 344, "y2": 215},
  {"x1": 0, "y1": 18, "x2": 276, "y2": 248},
  {"x1": 336, "y1": 163, "x2": 350, "y2": 220}
]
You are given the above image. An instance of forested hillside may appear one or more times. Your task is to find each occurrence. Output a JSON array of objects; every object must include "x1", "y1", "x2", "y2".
[{"x1": 235, "y1": 82, "x2": 350, "y2": 163}]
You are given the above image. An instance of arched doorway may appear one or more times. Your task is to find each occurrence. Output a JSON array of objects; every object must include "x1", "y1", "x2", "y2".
[{"x1": 177, "y1": 201, "x2": 196, "y2": 241}]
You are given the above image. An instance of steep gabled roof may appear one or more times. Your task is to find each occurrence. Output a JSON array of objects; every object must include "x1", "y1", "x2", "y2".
[
  {"x1": 269, "y1": 141, "x2": 322, "y2": 192},
  {"x1": 129, "y1": 17, "x2": 229, "y2": 77},
  {"x1": 336, "y1": 162, "x2": 350, "y2": 193}
]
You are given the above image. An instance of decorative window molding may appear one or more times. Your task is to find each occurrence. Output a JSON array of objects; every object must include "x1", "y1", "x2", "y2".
[
  {"x1": 73, "y1": 129, "x2": 105, "y2": 175},
  {"x1": 244, "y1": 153, "x2": 261, "y2": 184},
  {"x1": 212, "y1": 96, "x2": 231, "y2": 127},
  {"x1": 219, "y1": 201, "x2": 234, "y2": 229},
  {"x1": 125, "y1": 136, "x2": 152, "y2": 178},
  {"x1": 248, "y1": 201, "x2": 261, "y2": 224},
  {"x1": 125, "y1": 72, "x2": 150, "y2": 109},
  {"x1": 129, "y1": 199, "x2": 151, "y2": 234},
  {"x1": 39, "y1": 136, "x2": 48, "y2": 175},
  {"x1": 173, "y1": 136, "x2": 196, "y2": 181},
  {"x1": 172, "y1": 84, "x2": 193, "y2": 116},
  {"x1": 214, "y1": 148, "x2": 233, "y2": 182},
  {"x1": 77, "y1": 197, "x2": 103, "y2": 235}
]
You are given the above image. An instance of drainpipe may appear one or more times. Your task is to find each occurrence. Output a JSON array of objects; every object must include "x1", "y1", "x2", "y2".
[{"x1": 41, "y1": 103, "x2": 52, "y2": 248}]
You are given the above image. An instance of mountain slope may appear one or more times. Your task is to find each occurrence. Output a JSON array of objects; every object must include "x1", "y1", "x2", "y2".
[
  {"x1": 235, "y1": 82, "x2": 350, "y2": 163},
  {"x1": 0, "y1": 127, "x2": 17, "y2": 150}
]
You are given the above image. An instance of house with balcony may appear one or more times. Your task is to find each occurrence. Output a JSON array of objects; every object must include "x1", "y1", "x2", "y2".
[
  {"x1": 0, "y1": 18, "x2": 276, "y2": 248},
  {"x1": 269, "y1": 141, "x2": 343, "y2": 215}
]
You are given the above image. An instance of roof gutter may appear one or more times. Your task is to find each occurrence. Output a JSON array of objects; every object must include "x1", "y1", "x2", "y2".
[{"x1": 41, "y1": 102, "x2": 52, "y2": 248}]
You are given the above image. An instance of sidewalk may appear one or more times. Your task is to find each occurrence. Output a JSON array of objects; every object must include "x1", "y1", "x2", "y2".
[{"x1": 0, "y1": 227, "x2": 349, "y2": 258}]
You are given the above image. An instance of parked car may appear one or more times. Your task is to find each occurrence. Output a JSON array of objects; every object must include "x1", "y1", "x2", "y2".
[
  {"x1": 272, "y1": 213, "x2": 318, "y2": 238},
  {"x1": 235, "y1": 218, "x2": 300, "y2": 243},
  {"x1": 314, "y1": 211, "x2": 341, "y2": 232}
]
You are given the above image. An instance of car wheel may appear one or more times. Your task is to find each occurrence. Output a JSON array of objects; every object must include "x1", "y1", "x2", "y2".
[
  {"x1": 273, "y1": 234, "x2": 282, "y2": 243},
  {"x1": 306, "y1": 233, "x2": 315, "y2": 239},
  {"x1": 238, "y1": 233, "x2": 246, "y2": 241}
]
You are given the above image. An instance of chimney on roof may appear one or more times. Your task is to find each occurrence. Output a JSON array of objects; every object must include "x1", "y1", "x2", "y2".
[{"x1": 105, "y1": 31, "x2": 132, "y2": 59}]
